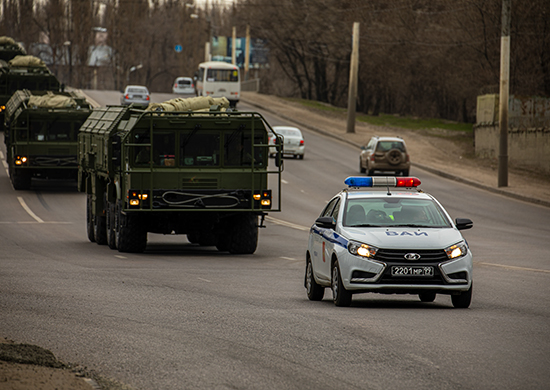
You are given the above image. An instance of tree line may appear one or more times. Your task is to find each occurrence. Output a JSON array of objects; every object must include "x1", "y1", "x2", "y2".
[{"x1": 1, "y1": 0, "x2": 548, "y2": 123}]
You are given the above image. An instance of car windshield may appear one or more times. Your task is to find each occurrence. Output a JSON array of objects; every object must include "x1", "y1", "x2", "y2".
[
  {"x1": 344, "y1": 197, "x2": 451, "y2": 228},
  {"x1": 376, "y1": 141, "x2": 405, "y2": 152},
  {"x1": 128, "y1": 87, "x2": 148, "y2": 94}
]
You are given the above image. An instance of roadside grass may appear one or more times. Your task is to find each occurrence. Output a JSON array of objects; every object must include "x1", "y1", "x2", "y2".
[{"x1": 284, "y1": 97, "x2": 473, "y2": 133}]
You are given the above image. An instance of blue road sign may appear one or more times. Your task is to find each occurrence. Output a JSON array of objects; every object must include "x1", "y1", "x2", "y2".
[{"x1": 175, "y1": 45, "x2": 183, "y2": 53}]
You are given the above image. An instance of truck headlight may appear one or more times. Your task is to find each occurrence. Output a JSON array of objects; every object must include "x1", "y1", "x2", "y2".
[
  {"x1": 348, "y1": 241, "x2": 378, "y2": 258},
  {"x1": 445, "y1": 241, "x2": 468, "y2": 259}
]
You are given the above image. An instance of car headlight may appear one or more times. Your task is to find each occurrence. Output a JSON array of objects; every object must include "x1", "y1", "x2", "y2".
[
  {"x1": 445, "y1": 241, "x2": 468, "y2": 259},
  {"x1": 348, "y1": 241, "x2": 378, "y2": 258}
]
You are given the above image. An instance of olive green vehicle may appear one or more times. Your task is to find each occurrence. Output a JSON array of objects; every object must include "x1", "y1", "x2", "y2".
[
  {"x1": 78, "y1": 96, "x2": 283, "y2": 254},
  {"x1": 0, "y1": 36, "x2": 26, "y2": 63},
  {"x1": 0, "y1": 55, "x2": 61, "y2": 131},
  {"x1": 4, "y1": 89, "x2": 92, "y2": 190}
]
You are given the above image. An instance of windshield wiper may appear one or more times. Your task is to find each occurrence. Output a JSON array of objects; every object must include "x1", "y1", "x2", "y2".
[{"x1": 347, "y1": 224, "x2": 378, "y2": 227}]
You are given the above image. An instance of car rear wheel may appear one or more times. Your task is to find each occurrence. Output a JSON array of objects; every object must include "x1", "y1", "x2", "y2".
[
  {"x1": 360, "y1": 158, "x2": 366, "y2": 173},
  {"x1": 305, "y1": 257, "x2": 324, "y2": 301},
  {"x1": 419, "y1": 292, "x2": 436, "y2": 302},
  {"x1": 451, "y1": 283, "x2": 473, "y2": 308},
  {"x1": 332, "y1": 260, "x2": 352, "y2": 307}
]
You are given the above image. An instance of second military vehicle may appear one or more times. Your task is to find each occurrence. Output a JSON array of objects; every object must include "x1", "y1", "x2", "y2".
[
  {"x1": 4, "y1": 89, "x2": 92, "y2": 189},
  {"x1": 0, "y1": 55, "x2": 61, "y2": 130},
  {"x1": 78, "y1": 96, "x2": 283, "y2": 254}
]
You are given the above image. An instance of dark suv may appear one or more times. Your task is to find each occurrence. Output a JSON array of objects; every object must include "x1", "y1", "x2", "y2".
[{"x1": 359, "y1": 136, "x2": 410, "y2": 176}]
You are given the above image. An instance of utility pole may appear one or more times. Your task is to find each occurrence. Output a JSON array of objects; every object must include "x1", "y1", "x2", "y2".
[
  {"x1": 498, "y1": 0, "x2": 511, "y2": 187},
  {"x1": 232, "y1": 26, "x2": 237, "y2": 65},
  {"x1": 244, "y1": 25, "x2": 250, "y2": 81},
  {"x1": 347, "y1": 22, "x2": 360, "y2": 134}
]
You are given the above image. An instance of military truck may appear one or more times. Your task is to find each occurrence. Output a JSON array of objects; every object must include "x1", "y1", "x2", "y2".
[
  {"x1": 0, "y1": 55, "x2": 61, "y2": 130},
  {"x1": 4, "y1": 89, "x2": 92, "y2": 190},
  {"x1": 78, "y1": 96, "x2": 283, "y2": 254},
  {"x1": 0, "y1": 36, "x2": 26, "y2": 63}
]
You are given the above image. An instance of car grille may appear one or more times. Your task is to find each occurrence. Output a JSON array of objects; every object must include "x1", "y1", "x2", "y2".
[{"x1": 375, "y1": 248, "x2": 447, "y2": 263}]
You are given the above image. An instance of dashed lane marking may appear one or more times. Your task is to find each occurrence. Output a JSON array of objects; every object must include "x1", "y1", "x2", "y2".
[
  {"x1": 476, "y1": 262, "x2": 550, "y2": 274},
  {"x1": 280, "y1": 256, "x2": 298, "y2": 261},
  {"x1": 114, "y1": 255, "x2": 127, "y2": 259},
  {"x1": 17, "y1": 197, "x2": 44, "y2": 223},
  {"x1": 0, "y1": 221, "x2": 71, "y2": 224},
  {"x1": 265, "y1": 216, "x2": 309, "y2": 231},
  {"x1": 198, "y1": 277, "x2": 212, "y2": 283},
  {"x1": 1, "y1": 151, "x2": 8, "y2": 175},
  {"x1": 281, "y1": 179, "x2": 289, "y2": 184}
]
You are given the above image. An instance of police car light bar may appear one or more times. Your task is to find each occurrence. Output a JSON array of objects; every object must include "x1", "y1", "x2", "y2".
[{"x1": 344, "y1": 176, "x2": 421, "y2": 188}]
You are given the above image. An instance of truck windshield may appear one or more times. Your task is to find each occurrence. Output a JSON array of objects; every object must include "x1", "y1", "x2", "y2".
[{"x1": 28, "y1": 120, "x2": 76, "y2": 142}]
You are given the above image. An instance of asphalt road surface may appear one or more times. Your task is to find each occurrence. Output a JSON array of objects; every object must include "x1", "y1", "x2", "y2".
[{"x1": 1, "y1": 91, "x2": 549, "y2": 390}]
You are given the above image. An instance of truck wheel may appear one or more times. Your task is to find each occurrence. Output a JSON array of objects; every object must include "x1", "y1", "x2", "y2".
[
  {"x1": 187, "y1": 233, "x2": 199, "y2": 244},
  {"x1": 106, "y1": 202, "x2": 117, "y2": 249},
  {"x1": 11, "y1": 170, "x2": 31, "y2": 190},
  {"x1": 116, "y1": 209, "x2": 147, "y2": 253},
  {"x1": 86, "y1": 195, "x2": 96, "y2": 243},
  {"x1": 198, "y1": 230, "x2": 217, "y2": 246},
  {"x1": 215, "y1": 227, "x2": 231, "y2": 252},
  {"x1": 94, "y1": 214, "x2": 107, "y2": 245},
  {"x1": 228, "y1": 214, "x2": 258, "y2": 254}
]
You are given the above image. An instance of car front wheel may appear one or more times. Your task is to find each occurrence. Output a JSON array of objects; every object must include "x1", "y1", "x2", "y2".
[
  {"x1": 305, "y1": 257, "x2": 324, "y2": 301},
  {"x1": 451, "y1": 283, "x2": 473, "y2": 308},
  {"x1": 332, "y1": 259, "x2": 352, "y2": 307}
]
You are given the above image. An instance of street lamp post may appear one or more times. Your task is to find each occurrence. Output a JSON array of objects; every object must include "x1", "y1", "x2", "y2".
[{"x1": 126, "y1": 63, "x2": 143, "y2": 83}]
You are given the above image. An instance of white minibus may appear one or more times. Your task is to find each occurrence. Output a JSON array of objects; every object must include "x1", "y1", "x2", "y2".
[{"x1": 195, "y1": 61, "x2": 240, "y2": 107}]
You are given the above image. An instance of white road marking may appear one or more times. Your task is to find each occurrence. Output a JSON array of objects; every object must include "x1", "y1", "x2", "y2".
[
  {"x1": 476, "y1": 262, "x2": 550, "y2": 274},
  {"x1": 1, "y1": 151, "x2": 8, "y2": 175},
  {"x1": 17, "y1": 197, "x2": 44, "y2": 223},
  {"x1": 198, "y1": 277, "x2": 212, "y2": 283},
  {"x1": 280, "y1": 256, "x2": 297, "y2": 261},
  {"x1": 114, "y1": 255, "x2": 127, "y2": 259},
  {"x1": 281, "y1": 179, "x2": 289, "y2": 184},
  {"x1": 265, "y1": 216, "x2": 309, "y2": 231},
  {"x1": 0, "y1": 221, "x2": 71, "y2": 224}
]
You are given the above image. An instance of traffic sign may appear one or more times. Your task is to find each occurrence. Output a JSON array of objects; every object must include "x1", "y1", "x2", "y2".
[{"x1": 175, "y1": 45, "x2": 183, "y2": 53}]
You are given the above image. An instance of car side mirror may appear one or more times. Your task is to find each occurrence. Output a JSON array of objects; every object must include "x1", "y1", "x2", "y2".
[
  {"x1": 275, "y1": 154, "x2": 282, "y2": 168},
  {"x1": 455, "y1": 218, "x2": 473, "y2": 230},
  {"x1": 315, "y1": 216, "x2": 336, "y2": 229},
  {"x1": 360, "y1": 145, "x2": 366, "y2": 150}
]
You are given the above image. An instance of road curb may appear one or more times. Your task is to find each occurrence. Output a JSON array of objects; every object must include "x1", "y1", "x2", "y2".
[{"x1": 242, "y1": 95, "x2": 550, "y2": 209}]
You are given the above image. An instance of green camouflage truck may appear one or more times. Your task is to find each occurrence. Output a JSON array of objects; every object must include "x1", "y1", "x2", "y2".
[
  {"x1": 0, "y1": 55, "x2": 61, "y2": 130},
  {"x1": 78, "y1": 96, "x2": 283, "y2": 254},
  {"x1": 4, "y1": 89, "x2": 92, "y2": 189},
  {"x1": 0, "y1": 36, "x2": 26, "y2": 63}
]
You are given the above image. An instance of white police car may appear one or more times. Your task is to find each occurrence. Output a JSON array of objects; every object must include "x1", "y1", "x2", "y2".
[{"x1": 305, "y1": 176, "x2": 473, "y2": 308}]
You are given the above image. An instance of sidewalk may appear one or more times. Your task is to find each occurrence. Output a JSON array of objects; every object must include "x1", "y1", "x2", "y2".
[{"x1": 241, "y1": 91, "x2": 550, "y2": 208}]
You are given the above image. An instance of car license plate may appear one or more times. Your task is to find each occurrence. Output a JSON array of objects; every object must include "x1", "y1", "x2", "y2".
[{"x1": 391, "y1": 266, "x2": 434, "y2": 276}]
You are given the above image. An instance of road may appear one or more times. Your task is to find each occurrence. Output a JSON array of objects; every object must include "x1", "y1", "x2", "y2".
[{"x1": 1, "y1": 90, "x2": 549, "y2": 390}]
